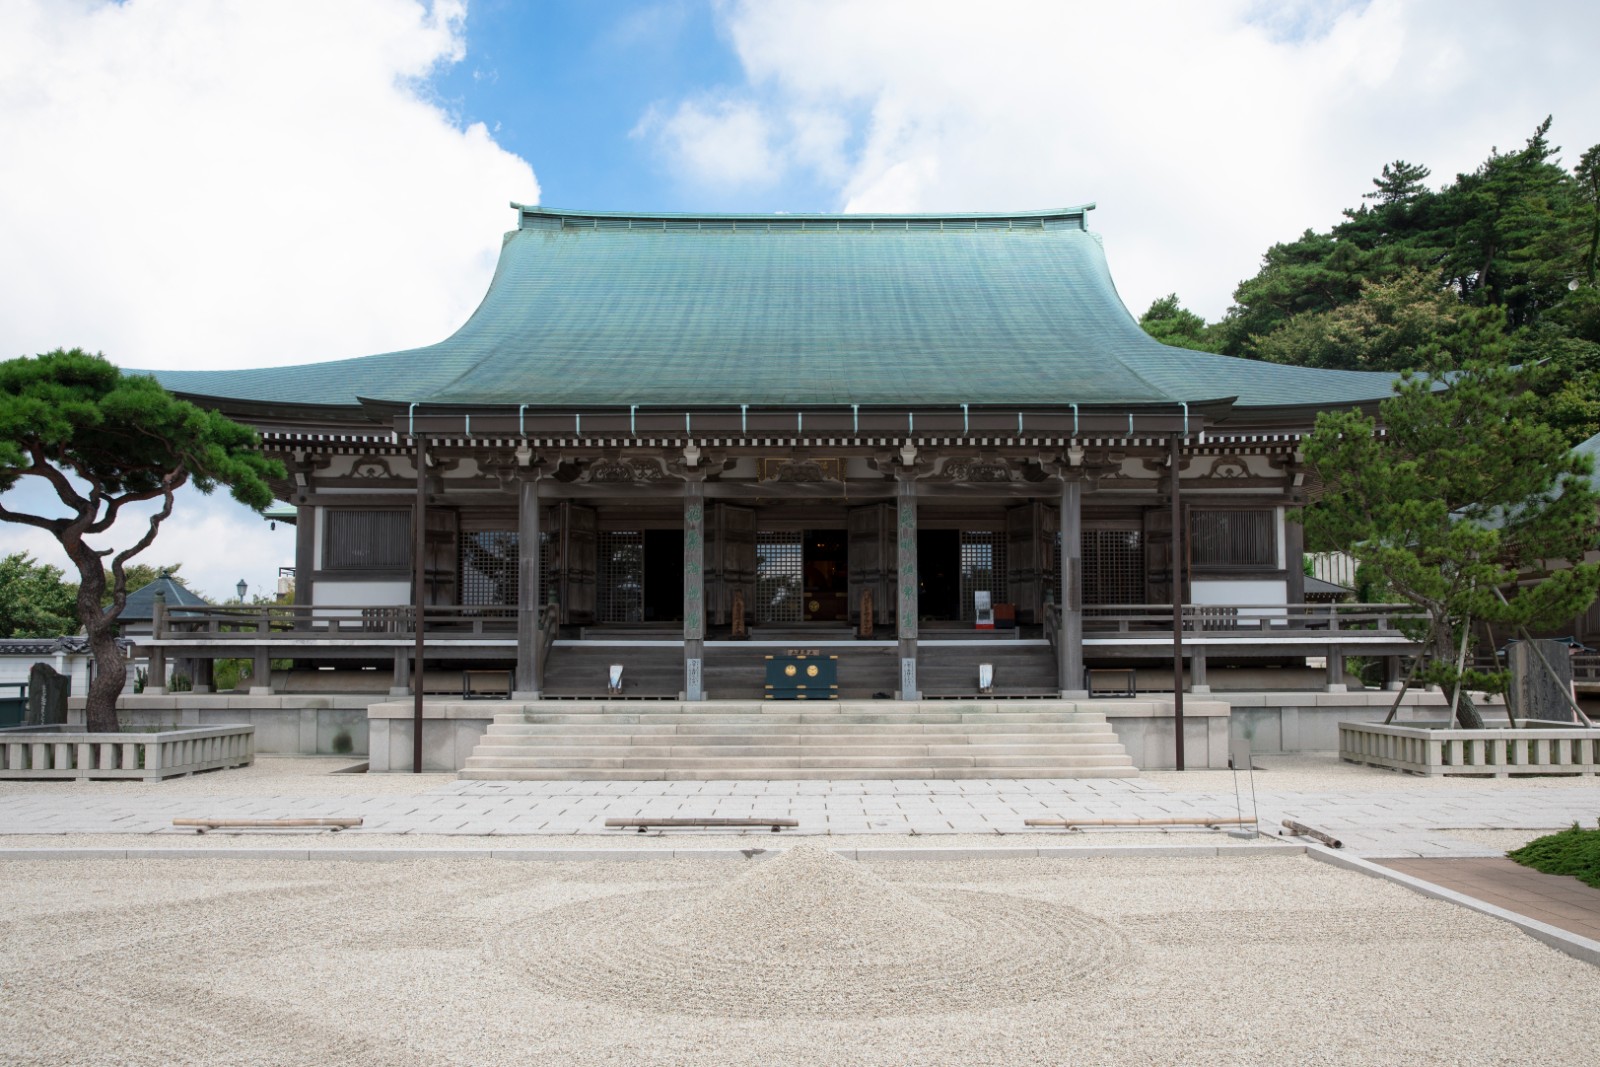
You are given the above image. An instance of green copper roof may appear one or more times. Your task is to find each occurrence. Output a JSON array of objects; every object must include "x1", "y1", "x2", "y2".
[{"x1": 154, "y1": 205, "x2": 1403, "y2": 412}]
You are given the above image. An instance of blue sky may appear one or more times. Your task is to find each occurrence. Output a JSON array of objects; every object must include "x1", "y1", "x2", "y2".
[
  {"x1": 429, "y1": 1, "x2": 813, "y2": 211},
  {"x1": 3, "y1": 0, "x2": 1600, "y2": 604}
]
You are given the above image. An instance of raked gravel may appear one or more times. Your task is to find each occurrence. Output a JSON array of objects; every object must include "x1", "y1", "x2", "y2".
[{"x1": 1, "y1": 848, "x2": 1595, "y2": 1065}]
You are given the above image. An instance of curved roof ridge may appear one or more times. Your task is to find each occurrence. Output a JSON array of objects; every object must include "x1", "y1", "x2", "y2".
[
  {"x1": 150, "y1": 203, "x2": 1406, "y2": 415},
  {"x1": 512, "y1": 203, "x2": 1097, "y2": 225}
]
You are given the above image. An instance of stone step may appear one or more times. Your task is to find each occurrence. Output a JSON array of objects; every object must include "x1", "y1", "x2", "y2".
[
  {"x1": 459, "y1": 752, "x2": 1136, "y2": 771},
  {"x1": 462, "y1": 695, "x2": 1139, "y2": 782},
  {"x1": 479, "y1": 728, "x2": 1120, "y2": 746},
  {"x1": 491, "y1": 710, "x2": 1117, "y2": 726},
  {"x1": 483, "y1": 720, "x2": 1116, "y2": 737},
  {"x1": 457, "y1": 766, "x2": 1137, "y2": 781},
  {"x1": 467, "y1": 741, "x2": 1128, "y2": 760}
]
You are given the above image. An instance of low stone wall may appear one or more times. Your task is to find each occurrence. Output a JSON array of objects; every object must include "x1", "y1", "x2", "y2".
[
  {"x1": 1225, "y1": 689, "x2": 1455, "y2": 754},
  {"x1": 67, "y1": 695, "x2": 374, "y2": 758},
  {"x1": 1096, "y1": 700, "x2": 1231, "y2": 770},
  {"x1": 0, "y1": 724, "x2": 254, "y2": 781},
  {"x1": 1340, "y1": 719, "x2": 1600, "y2": 776},
  {"x1": 366, "y1": 702, "x2": 499, "y2": 773}
]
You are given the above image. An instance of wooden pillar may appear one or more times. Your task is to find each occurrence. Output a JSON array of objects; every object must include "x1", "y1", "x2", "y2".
[
  {"x1": 411, "y1": 433, "x2": 426, "y2": 774},
  {"x1": 145, "y1": 593, "x2": 168, "y2": 695},
  {"x1": 514, "y1": 476, "x2": 542, "y2": 699},
  {"x1": 190, "y1": 657, "x2": 213, "y2": 695},
  {"x1": 1284, "y1": 508, "x2": 1305, "y2": 605},
  {"x1": 250, "y1": 608, "x2": 271, "y2": 695},
  {"x1": 896, "y1": 476, "x2": 920, "y2": 699},
  {"x1": 1059, "y1": 479, "x2": 1086, "y2": 697},
  {"x1": 684, "y1": 477, "x2": 706, "y2": 700},
  {"x1": 1326, "y1": 645, "x2": 1346, "y2": 692},
  {"x1": 1170, "y1": 435, "x2": 1186, "y2": 770},
  {"x1": 294, "y1": 504, "x2": 315, "y2": 607},
  {"x1": 1190, "y1": 649, "x2": 1209, "y2": 693}
]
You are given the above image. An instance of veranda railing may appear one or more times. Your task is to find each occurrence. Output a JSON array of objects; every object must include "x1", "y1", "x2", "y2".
[{"x1": 1082, "y1": 602, "x2": 1426, "y2": 636}]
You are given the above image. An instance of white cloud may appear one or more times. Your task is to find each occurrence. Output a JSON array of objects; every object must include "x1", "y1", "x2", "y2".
[
  {"x1": 0, "y1": 0, "x2": 539, "y2": 602},
  {"x1": 635, "y1": 95, "x2": 783, "y2": 188},
  {"x1": 0, "y1": 0, "x2": 539, "y2": 371},
  {"x1": 649, "y1": 0, "x2": 1600, "y2": 320}
]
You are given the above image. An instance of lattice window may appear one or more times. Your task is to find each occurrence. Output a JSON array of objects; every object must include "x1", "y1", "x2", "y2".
[
  {"x1": 959, "y1": 532, "x2": 1008, "y2": 620},
  {"x1": 598, "y1": 531, "x2": 644, "y2": 623},
  {"x1": 539, "y1": 530, "x2": 555, "y2": 608},
  {"x1": 324, "y1": 509, "x2": 410, "y2": 571},
  {"x1": 1083, "y1": 529, "x2": 1144, "y2": 605},
  {"x1": 1190, "y1": 509, "x2": 1276, "y2": 568},
  {"x1": 755, "y1": 532, "x2": 803, "y2": 623},
  {"x1": 459, "y1": 531, "x2": 518, "y2": 606}
]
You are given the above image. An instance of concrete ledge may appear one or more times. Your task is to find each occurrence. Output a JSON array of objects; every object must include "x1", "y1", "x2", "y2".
[{"x1": 1306, "y1": 845, "x2": 1600, "y2": 969}]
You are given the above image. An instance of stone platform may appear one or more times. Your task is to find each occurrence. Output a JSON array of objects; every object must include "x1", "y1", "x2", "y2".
[{"x1": 366, "y1": 698, "x2": 1230, "y2": 777}]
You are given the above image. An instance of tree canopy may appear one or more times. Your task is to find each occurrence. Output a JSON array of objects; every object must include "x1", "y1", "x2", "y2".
[
  {"x1": 1299, "y1": 361, "x2": 1600, "y2": 727},
  {"x1": 0, "y1": 553, "x2": 78, "y2": 639},
  {"x1": 1145, "y1": 117, "x2": 1600, "y2": 445},
  {"x1": 0, "y1": 349, "x2": 282, "y2": 729}
]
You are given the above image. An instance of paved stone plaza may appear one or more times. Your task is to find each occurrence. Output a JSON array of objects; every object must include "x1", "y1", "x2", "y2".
[{"x1": 0, "y1": 754, "x2": 1594, "y2": 857}]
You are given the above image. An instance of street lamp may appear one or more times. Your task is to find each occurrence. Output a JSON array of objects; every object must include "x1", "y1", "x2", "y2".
[{"x1": 236, "y1": 579, "x2": 248, "y2": 602}]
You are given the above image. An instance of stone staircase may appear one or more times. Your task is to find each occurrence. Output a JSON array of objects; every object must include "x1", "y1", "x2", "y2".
[{"x1": 458, "y1": 700, "x2": 1138, "y2": 781}]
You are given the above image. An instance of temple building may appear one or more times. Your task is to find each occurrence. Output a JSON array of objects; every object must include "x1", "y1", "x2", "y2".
[{"x1": 143, "y1": 205, "x2": 1427, "y2": 774}]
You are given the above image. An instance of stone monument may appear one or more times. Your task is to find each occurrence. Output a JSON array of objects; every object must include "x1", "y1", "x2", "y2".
[
  {"x1": 1507, "y1": 639, "x2": 1576, "y2": 722},
  {"x1": 26, "y1": 662, "x2": 69, "y2": 726}
]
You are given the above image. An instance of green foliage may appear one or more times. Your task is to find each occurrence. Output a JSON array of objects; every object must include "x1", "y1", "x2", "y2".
[
  {"x1": 0, "y1": 552, "x2": 77, "y2": 638},
  {"x1": 1508, "y1": 824, "x2": 1600, "y2": 890},
  {"x1": 1225, "y1": 229, "x2": 1364, "y2": 348},
  {"x1": 1188, "y1": 118, "x2": 1600, "y2": 443},
  {"x1": 0, "y1": 349, "x2": 285, "y2": 729},
  {"x1": 1248, "y1": 271, "x2": 1491, "y2": 372},
  {"x1": 1299, "y1": 361, "x2": 1600, "y2": 725},
  {"x1": 0, "y1": 350, "x2": 278, "y2": 507},
  {"x1": 1139, "y1": 294, "x2": 1224, "y2": 352},
  {"x1": 1441, "y1": 117, "x2": 1581, "y2": 325},
  {"x1": 1578, "y1": 144, "x2": 1600, "y2": 288}
]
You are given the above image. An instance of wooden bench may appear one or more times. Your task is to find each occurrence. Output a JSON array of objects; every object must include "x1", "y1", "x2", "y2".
[
  {"x1": 605, "y1": 817, "x2": 799, "y2": 833},
  {"x1": 174, "y1": 818, "x2": 362, "y2": 833}
]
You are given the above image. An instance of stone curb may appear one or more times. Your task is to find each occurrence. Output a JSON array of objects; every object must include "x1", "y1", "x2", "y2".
[
  {"x1": 0, "y1": 841, "x2": 1306, "y2": 863},
  {"x1": 1305, "y1": 845, "x2": 1600, "y2": 969}
]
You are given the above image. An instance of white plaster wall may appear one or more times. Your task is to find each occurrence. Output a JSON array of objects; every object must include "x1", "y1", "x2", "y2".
[
  {"x1": 1190, "y1": 580, "x2": 1288, "y2": 621},
  {"x1": 312, "y1": 581, "x2": 412, "y2": 615}
]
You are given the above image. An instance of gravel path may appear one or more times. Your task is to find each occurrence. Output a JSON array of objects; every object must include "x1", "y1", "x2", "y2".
[{"x1": 1, "y1": 849, "x2": 1595, "y2": 1066}]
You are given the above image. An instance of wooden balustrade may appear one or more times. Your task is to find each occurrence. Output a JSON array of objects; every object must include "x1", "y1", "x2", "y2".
[
  {"x1": 1083, "y1": 602, "x2": 1426, "y2": 635},
  {"x1": 158, "y1": 604, "x2": 518, "y2": 640}
]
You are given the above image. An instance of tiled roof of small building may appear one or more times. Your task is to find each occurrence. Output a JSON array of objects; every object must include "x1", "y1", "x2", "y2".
[
  {"x1": 120, "y1": 575, "x2": 209, "y2": 622},
  {"x1": 153, "y1": 206, "x2": 1403, "y2": 413}
]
